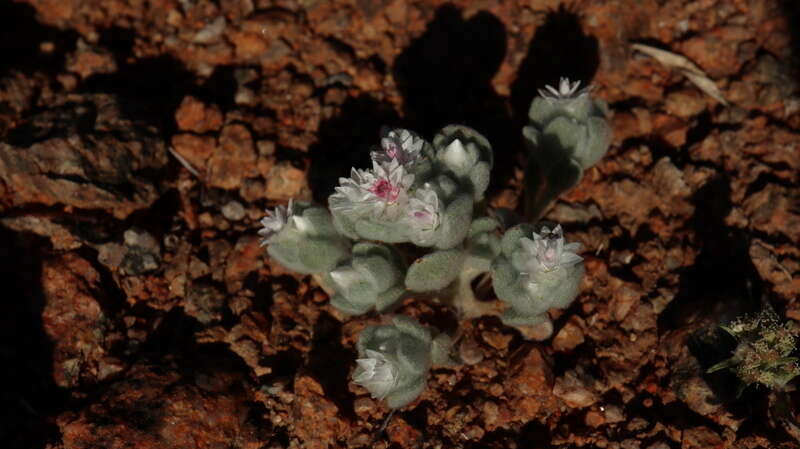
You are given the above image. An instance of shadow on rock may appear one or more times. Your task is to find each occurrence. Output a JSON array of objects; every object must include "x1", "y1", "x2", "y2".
[
  {"x1": 780, "y1": 1, "x2": 800, "y2": 86},
  {"x1": 0, "y1": 2, "x2": 78, "y2": 79},
  {"x1": 0, "y1": 228, "x2": 66, "y2": 449},
  {"x1": 78, "y1": 26, "x2": 202, "y2": 136},
  {"x1": 393, "y1": 4, "x2": 516, "y2": 190},
  {"x1": 659, "y1": 176, "x2": 765, "y2": 405},
  {"x1": 307, "y1": 95, "x2": 399, "y2": 203},
  {"x1": 393, "y1": 4, "x2": 507, "y2": 137},
  {"x1": 307, "y1": 311, "x2": 357, "y2": 420}
]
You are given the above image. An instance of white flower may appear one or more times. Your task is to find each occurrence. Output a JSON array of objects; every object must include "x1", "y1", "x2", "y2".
[
  {"x1": 538, "y1": 77, "x2": 591, "y2": 101},
  {"x1": 514, "y1": 225, "x2": 582, "y2": 284},
  {"x1": 372, "y1": 128, "x2": 424, "y2": 167},
  {"x1": 259, "y1": 200, "x2": 294, "y2": 246},
  {"x1": 353, "y1": 349, "x2": 398, "y2": 400},
  {"x1": 405, "y1": 184, "x2": 440, "y2": 243},
  {"x1": 330, "y1": 160, "x2": 414, "y2": 219}
]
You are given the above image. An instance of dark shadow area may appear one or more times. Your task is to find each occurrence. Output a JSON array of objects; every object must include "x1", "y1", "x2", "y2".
[
  {"x1": 659, "y1": 176, "x2": 765, "y2": 403},
  {"x1": 68, "y1": 311, "x2": 260, "y2": 442},
  {"x1": 655, "y1": 175, "x2": 792, "y2": 430},
  {"x1": 310, "y1": 4, "x2": 601, "y2": 204},
  {"x1": 393, "y1": 4, "x2": 515, "y2": 189},
  {"x1": 4, "y1": 97, "x2": 101, "y2": 147},
  {"x1": 686, "y1": 328, "x2": 747, "y2": 399},
  {"x1": 79, "y1": 27, "x2": 207, "y2": 137},
  {"x1": 516, "y1": 419, "x2": 552, "y2": 447},
  {"x1": 401, "y1": 400, "x2": 427, "y2": 443},
  {"x1": 307, "y1": 95, "x2": 399, "y2": 202},
  {"x1": 79, "y1": 56, "x2": 195, "y2": 137},
  {"x1": 780, "y1": 1, "x2": 800, "y2": 85},
  {"x1": 659, "y1": 175, "x2": 763, "y2": 334},
  {"x1": 0, "y1": 228, "x2": 67, "y2": 449},
  {"x1": 509, "y1": 5, "x2": 600, "y2": 127},
  {"x1": 0, "y1": 2, "x2": 78, "y2": 79},
  {"x1": 306, "y1": 311, "x2": 357, "y2": 420},
  {"x1": 393, "y1": 4, "x2": 507, "y2": 137}
]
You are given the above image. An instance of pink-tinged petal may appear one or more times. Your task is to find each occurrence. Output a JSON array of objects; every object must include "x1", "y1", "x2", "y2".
[
  {"x1": 516, "y1": 224, "x2": 583, "y2": 277},
  {"x1": 258, "y1": 199, "x2": 295, "y2": 245},
  {"x1": 353, "y1": 349, "x2": 398, "y2": 399},
  {"x1": 372, "y1": 128, "x2": 425, "y2": 166}
]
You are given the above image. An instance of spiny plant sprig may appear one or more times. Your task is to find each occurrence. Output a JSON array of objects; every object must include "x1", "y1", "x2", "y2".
[{"x1": 709, "y1": 308, "x2": 800, "y2": 394}]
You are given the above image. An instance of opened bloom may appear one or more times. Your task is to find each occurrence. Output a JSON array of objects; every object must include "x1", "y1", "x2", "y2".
[
  {"x1": 353, "y1": 349, "x2": 398, "y2": 400},
  {"x1": 514, "y1": 225, "x2": 582, "y2": 285},
  {"x1": 330, "y1": 160, "x2": 414, "y2": 219},
  {"x1": 372, "y1": 128, "x2": 425, "y2": 167},
  {"x1": 538, "y1": 77, "x2": 591, "y2": 101},
  {"x1": 258, "y1": 200, "x2": 294, "y2": 246}
]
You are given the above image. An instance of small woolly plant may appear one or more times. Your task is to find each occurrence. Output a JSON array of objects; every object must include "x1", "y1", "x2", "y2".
[
  {"x1": 522, "y1": 78, "x2": 612, "y2": 220},
  {"x1": 259, "y1": 78, "x2": 611, "y2": 408},
  {"x1": 353, "y1": 316, "x2": 453, "y2": 408},
  {"x1": 708, "y1": 308, "x2": 800, "y2": 394},
  {"x1": 491, "y1": 223, "x2": 584, "y2": 330}
]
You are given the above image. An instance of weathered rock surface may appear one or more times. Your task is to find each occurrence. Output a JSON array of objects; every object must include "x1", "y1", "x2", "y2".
[{"x1": 0, "y1": 94, "x2": 167, "y2": 219}]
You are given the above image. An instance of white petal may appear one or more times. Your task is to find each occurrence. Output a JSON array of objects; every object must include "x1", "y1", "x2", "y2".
[
  {"x1": 259, "y1": 203, "x2": 293, "y2": 245},
  {"x1": 290, "y1": 215, "x2": 312, "y2": 234},
  {"x1": 560, "y1": 252, "x2": 583, "y2": 266}
]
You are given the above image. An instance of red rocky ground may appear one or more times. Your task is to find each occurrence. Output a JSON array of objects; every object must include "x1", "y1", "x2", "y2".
[{"x1": 1, "y1": 0, "x2": 799, "y2": 448}]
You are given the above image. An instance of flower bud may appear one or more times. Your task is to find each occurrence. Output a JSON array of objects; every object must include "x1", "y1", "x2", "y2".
[
  {"x1": 326, "y1": 242, "x2": 406, "y2": 315},
  {"x1": 432, "y1": 125, "x2": 493, "y2": 201},
  {"x1": 354, "y1": 316, "x2": 448, "y2": 408},
  {"x1": 353, "y1": 349, "x2": 398, "y2": 400},
  {"x1": 260, "y1": 201, "x2": 350, "y2": 274}
]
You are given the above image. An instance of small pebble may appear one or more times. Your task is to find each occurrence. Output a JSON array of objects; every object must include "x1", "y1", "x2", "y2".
[{"x1": 222, "y1": 201, "x2": 246, "y2": 221}]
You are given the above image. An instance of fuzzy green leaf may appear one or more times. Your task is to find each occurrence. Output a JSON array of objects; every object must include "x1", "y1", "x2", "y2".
[{"x1": 405, "y1": 248, "x2": 466, "y2": 292}]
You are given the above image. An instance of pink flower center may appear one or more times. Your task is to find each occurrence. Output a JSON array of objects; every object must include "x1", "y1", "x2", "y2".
[
  {"x1": 370, "y1": 178, "x2": 400, "y2": 203},
  {"x1": 539, "y1": 240, "x2": 560, "y2": 271},
  {"x1": 385, "y1": 143, "x2": 399, "y2": 159}
]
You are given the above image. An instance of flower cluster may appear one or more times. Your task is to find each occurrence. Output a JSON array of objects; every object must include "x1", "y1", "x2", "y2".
[
  {"x1": 258, "y1": 200, "x2": 350, "y2": 274},
  {"x1": 371, "y1": 127, "x2": 425, "y2": 166},
  {"x1": 329, "y1": 160, "x2": 415, "y2": 220},
  {"x1": 353, "y1": 316, "x2": 452, "y2": 409},
  {"x1": 329, "y1": 128, "x2": 444, "y2": 244}
]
